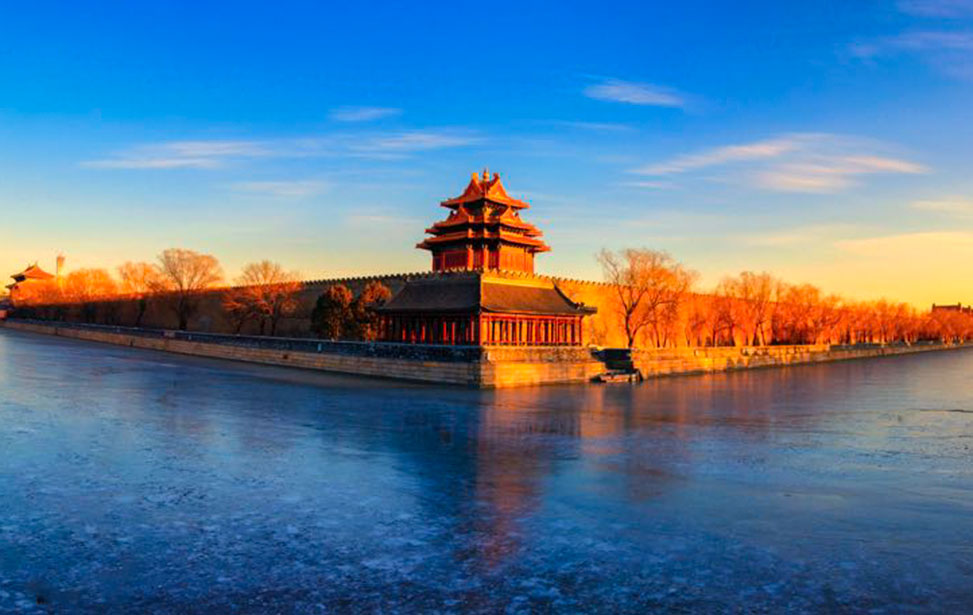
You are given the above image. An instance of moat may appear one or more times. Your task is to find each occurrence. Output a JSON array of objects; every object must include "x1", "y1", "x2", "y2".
[{"x1": 2, "y1": 328, "x2": 972, "y2": 613}]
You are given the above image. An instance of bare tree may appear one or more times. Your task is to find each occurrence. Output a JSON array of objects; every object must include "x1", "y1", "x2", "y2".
[
  {"x1": 222, "y1": 261, "x2": 302, "y2": 336},
  {"x1": 118, "y1": 261, "x2": 162, "y2": 327},
  {"x1": 713, "y1": 279, "x2": 740, "y2": 346},
  {"x1": 683, "y1": 293, "x2": 710, "y2": 347},
  {"x1": 598, "y1": 248, "x2": 696, "y2": 348},
  {"x1": 63, "y1": 268, "x2": 117, "y2": 303},
  {"x1": 717, "y1": 271, "x2": 776, "y2": 346},
  {"x1": 62, "y1": 268, "x2": 117, "y2": 323},
  {"x1": 152, "y1": 248, "x2": 224, "y2": 330}
]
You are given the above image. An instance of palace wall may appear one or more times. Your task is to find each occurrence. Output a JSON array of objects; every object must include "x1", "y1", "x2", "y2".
[
  {"x1": 544, "y1": 277, "x2": 626, "y2": 347},
  {"x1": 18, "y1": 274, "x2": 417, "y2": 337},
  {"x1": 3, "y1": 270, "x2": 878, "y2": 349},
  {"x1": 2, "y1": 320, "x2": 965, "y2": 388},
  {"x1": 13, "y1": 271, "x2": 632, "y2": 343}
]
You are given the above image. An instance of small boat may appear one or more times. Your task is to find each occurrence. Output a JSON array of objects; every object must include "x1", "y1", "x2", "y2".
[{"x1": 595, "y1": 370, "x2": 642, "y2": 383}]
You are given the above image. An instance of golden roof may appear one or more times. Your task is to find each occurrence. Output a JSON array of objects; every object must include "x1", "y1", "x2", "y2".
[
  {"x1": 441, "y1": 170, "x2": 529, "y2": 210},
  {"x1": 10, "y1": 263, "x2": 54, "y2": 282}
]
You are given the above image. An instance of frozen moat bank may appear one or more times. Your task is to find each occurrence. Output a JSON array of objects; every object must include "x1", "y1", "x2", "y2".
[
  {"x1": 2, "y1": 319, "x2": 968, "y2": 387},
  {"x1": 1, "y1": 327, "x2": 972, "y2": 613}
]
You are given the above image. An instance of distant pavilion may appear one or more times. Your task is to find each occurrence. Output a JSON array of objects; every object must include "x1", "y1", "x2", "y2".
[
  {"x1": 377, "y1": 171, "x2": 595, "y2": 346},
  {"x1": 7, "y1": 263, "x2": 56, "y2": 303}
]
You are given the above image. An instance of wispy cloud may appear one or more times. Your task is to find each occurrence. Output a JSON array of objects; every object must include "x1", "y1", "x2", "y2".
[
  {"x1": 329, "y1": 106, "x2": 402, "y2": 122},
  {"x1": 584, "y1": 79, "x2": 685, "y2": 108},
  {"x1": 851, "y1": 30, "x2": 973, "y2": 79},
  {"x1": 348, "y1": 130, "x2": 479, "y2": 158},
  {"x1": 898, "y1": 0, "x2": 973, "y2": 17},
  {"x1": 852, "y1": 1, "x2": 973, "y2": 77},
  {"x1": 617, "y1": 180, "x2": 674, "y2": 190},
  {"x1": 230, "y1": 180, "x2": 329, "y2": 197},
  {"x1": 83, "y1": 140, "x2": 269, "y2": 169},
  {"x1": 632, "y1": 136, "x2": 799, "y2": 175},
  {"x1": 83, "y1": 129, "x2": 478, "y2": 169},
  {"x1": 548, "y1": 120, "x2": 634, "y2": 132},
  {"x1": 631, "y1": 133, "x2": 926, "y2": 193},
  {"x1": 754, "y1": 156, "x2": 925, "y2": 193},
  {"x1": 911, "y1": 196, "x2": 973, "y2": 214}
]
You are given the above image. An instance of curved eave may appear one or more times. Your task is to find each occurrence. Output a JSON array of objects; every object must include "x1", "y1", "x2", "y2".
[
  {"x1": 441, "y1": 195, "x2": 529, "y2": 210},
  {"x1": 426, "y1": 221, "x2": 543, "y2": 236},
  {"x1": 480, "y1": 306, "x2": 594, "y2": 316},
  {"x1": 420, "y1": 229, "x2": 548, "y2": 242},
  {"x1": 417, "y1": 232, "x2": 551, "y2": 250}
]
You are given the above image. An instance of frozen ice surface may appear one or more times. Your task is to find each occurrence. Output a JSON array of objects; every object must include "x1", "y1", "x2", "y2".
[{"x1": 1, "y1": 328, "x2": 972, "y2": 613}]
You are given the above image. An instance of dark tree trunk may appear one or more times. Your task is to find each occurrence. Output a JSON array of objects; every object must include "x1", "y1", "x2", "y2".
[{"x1": 135, "y1": 299, "x2": 146, "y2": 328}]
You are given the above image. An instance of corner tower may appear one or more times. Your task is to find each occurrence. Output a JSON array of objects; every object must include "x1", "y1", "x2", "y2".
[{"x1": 417, "y1": 170, "x2": 550, "y2": 274}]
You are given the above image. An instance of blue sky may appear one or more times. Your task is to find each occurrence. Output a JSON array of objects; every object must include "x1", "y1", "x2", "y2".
[{"x1": 2, "y1": 0, "x2": 972, "y2": 305}]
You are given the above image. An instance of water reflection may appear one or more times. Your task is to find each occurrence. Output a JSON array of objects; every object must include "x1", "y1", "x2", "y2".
[{"x1": 2, "y1": 329, "x2": 973, "y2": 612}]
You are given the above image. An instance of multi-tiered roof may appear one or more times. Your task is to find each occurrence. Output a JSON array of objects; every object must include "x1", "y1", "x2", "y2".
[
  {"x1": 375, "y1": 171, "x2": 594, "y2": 346},
  {"x1": 6, "y1": 263, "x2": 54, "y2": 291},
  {"x1": 418, "y1": 170, "x2": 550, "y2": 274}
]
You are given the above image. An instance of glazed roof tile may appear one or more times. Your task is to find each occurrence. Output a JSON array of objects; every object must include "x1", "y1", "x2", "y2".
[
  {"x1": 10, "y1": 263, "x2": 54, "y2": 282},
  {"x1": 377, "y1": 275, "x2": 595, "y2": 316},
  {"x1": 441, "y1": 171, "x2": 529, "y2": 210}
]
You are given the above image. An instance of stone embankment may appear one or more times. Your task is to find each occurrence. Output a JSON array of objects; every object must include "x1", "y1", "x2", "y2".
[
  {"x1": 0, "y1": 320, "x2": 600, "y2": 388},
  {"x1": 631, "y1": 342, "x2": 962, "y2": 379},
  {"x1": 1, "y1": 319, "x2": 965, "y2": 388}
]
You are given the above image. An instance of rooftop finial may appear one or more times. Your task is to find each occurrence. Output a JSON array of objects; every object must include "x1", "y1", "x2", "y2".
[{"x1": 482, "y1": 167, "x2": 489, "y2": 182}]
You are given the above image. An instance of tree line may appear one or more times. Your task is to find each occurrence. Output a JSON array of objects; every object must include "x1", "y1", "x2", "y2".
[
  {"x1": 11, "y1": 248, "x2": 391, "y2": 340},
  {"x1": 598, "y1": 248, "x2": 973, "y2": 348},
  {"x1": 10, "y1": 246, "x2": 972, "y2": 348}
]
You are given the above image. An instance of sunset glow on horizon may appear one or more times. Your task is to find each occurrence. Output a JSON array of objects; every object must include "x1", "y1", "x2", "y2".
[{"x1": 2, "y1": 1, "x2": 972, "y2": 307}]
